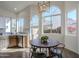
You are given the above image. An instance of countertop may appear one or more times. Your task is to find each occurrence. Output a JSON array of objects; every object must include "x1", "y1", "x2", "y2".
[{"x1": 2, "y1": 33, "x2": 28, "y2": 36}]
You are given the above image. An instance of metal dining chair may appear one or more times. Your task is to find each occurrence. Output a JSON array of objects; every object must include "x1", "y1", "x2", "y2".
[
  {"x1": 50, "y1": 43, "x2": 65, "y2": 58},
  {"x1": 29, "y1": 46, "x2": 47, "y2": 58}
]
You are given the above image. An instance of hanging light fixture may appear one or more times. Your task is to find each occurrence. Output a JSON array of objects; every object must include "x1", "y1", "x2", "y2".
[{"x1": 38, "y1": 1, "x2": 50, "y2": 13}]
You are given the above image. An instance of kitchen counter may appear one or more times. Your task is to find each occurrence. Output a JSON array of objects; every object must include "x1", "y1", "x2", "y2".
[
  {"x1": 8, "y1": 34, "x2": 28, "y2": 48},
  {"x1": 2, "y1": 33, "x2": 28, "y2": 36},
  {"x1": 0, "y1": 33, "x2": 29, "y2": 48}
]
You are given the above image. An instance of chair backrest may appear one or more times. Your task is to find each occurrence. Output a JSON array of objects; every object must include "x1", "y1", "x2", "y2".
[
  {"x1": 56, "y1": 43, "x2": 65, "y2": 53},
  {"x1": 57, "y1": 43, "x2": 65, "y2": 48}
]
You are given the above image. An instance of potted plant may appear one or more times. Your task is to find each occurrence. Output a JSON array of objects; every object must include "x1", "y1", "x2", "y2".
[{"x1": 41, "y1": 36, "x2": 48, "y2": 44}]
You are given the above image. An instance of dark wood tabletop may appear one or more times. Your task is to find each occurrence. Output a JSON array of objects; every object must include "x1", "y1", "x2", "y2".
[{"x1": 31, "y1": 39, "x2": 60, "y2": 48}]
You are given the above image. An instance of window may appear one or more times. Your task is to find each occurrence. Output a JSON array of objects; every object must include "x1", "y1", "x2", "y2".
[
  {"x1": 30, "y1": 15, "x2": 39, "y2": 40},
  {"x1": 43, "y1": 17, "x2": 51, "y2": 33},
  {"x1": 0, "y1": 16, "x2": 5, "y2": 35},
  {"x1": 31, "y1": 15, "x2": 39, "y2": 27},
  {"x1": 0, "y1": 16, "x2": 25, "y2": 35},
  {"x1": 66, "y1": 9, "x2": 77, "y2": 36},
  {"x1": 17, "y1": 18, "x2": 24, "y2": 33},
  {"x1": 11, "y1": 18, "x2": 17, "y2": 33},
  {"x1": 5, "y1": 17, "x2": 11, "y2": 32},
  {"x1": 5, "y1": 18, "x2": 17, "y2": 34},
  {"x1": 42, "y1": 6, "x2": 61, "y2": 33},
  {"x1": 0, "y1": 17, "x2": 12, "y2": 34},
  {"x1": 52, "y1": 15, "x2": 61, "y2": 33}
]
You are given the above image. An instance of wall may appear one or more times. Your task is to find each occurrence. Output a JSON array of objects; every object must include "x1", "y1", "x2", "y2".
[
  {"x1": 41, "y1": 34, "x2": 64, "y2": 42},
  {"x1": 0, "y1": 8, "x2": 15, "y2": 18},
  {"x1": 65, "y1": 36, "x2": 78, "y2": 53},
  {"x1": 78, "y1": 4, "x2": 79, "y2": 55},
  {"x1": 65, "y1": 2, "x2": 78, "y2": 54}
]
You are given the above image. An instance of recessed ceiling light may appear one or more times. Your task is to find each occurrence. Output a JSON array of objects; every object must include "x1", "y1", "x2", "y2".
[{"x1": 14, "y1": 8, "x2": 17, "y2": 10}]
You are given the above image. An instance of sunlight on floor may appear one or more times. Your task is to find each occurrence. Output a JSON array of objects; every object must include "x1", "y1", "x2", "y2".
[{"x1": 0, "y1": 48, "x2": 30, "y2": 53}]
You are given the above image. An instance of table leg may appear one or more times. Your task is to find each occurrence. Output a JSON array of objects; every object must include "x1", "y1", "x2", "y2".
[
  {"x1": 48, "y1": 48, "x2": 51, "y2": 57},
  {"x1": 40, "y1": 48, "x2": 41, "y2": 52}
]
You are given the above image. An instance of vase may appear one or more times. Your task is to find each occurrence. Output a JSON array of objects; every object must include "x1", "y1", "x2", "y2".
[{"x1": 41, "y1": 40, "x2": 47, "y2": 44}]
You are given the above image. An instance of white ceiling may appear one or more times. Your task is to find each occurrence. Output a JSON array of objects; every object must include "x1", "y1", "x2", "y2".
[
  {"x1": 0, "y1": 1, "x2": 38, "y2": 13},
  {"x1": 0, "y1": 1, "x2": 79, "y2": 14}
]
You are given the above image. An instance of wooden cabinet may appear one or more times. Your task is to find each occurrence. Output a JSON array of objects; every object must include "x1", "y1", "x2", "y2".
[
  {"x1": 8, "y1": 35, "x2": 28, "y2": 48},
  {"x1": 8, "y1": 35, "x2": 18, "y2": 48},
  {"x1": 23, "y1": 36, "x2": 28, "y2": 48}
]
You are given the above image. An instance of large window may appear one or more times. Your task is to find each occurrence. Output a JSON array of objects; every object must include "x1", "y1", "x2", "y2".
[
  {"x1": 30, "y1": 15, "x2": 39, "y2": 27},
  {"x1": 42, "y1": 6, "x2": 61, "y2": 33},
  {"x1": 43, "y1": 16, "x2": 51, "y2": 33},
  {"x1": 0, "y1": 16, "x2": 25, "y2": 35},
  {"x1": 5, "y1": 18, "x2": 17, "y2": 34},
  {"x1": 0, "y1": 17, "x2": 5, "y2": 35},
  {"x1": 17, "y1": 18, "x2": 24, "y2": 33},
  {"x1": 5, "y1": 17, "x2": 11, "y2": 33},
  {"x1": 30, "y1": 15, "x2": 39, "y2": 40},
  {"x1": 11, "y1": 18, "x2": 17, "y2": 33},
  {"x1": 65, "y1": 9, "x2": 77, "y2": 36}
]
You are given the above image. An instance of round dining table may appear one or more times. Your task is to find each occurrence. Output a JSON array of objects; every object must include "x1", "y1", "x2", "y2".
[{"x1": 31, "y1": 39, "x2": 60, "y2": 57}]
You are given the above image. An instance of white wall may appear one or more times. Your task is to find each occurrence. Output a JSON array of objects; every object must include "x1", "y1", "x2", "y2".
[
  {"x1": 78, "y1": 4, "x2": 79, "y2": 55},
  {"x1": 0, "y1": 8, "x2": 15, "y2": 18},
  {"x1": 65, "y1": 36, "x2": 78, "y2": 53},
  {"x1": 65, "y1": 2, "x2": 78, "y2": 54},
  {"x1": 41, "y1": 34, "x2": 64, "y2": 42}
]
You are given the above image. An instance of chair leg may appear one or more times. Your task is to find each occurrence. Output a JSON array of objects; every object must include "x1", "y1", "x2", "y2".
[
  {"x1": 31, "y1": 53, "x2": 34, "y2": 58},
  {"x1": 29, "y1": 52, "x2": 32, "y2": 58},
  {"x1": 40, "y1": 48, "x2": 41, "y2": 52}
]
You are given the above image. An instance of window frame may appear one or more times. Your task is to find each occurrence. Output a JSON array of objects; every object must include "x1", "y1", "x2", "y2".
[
  {"x1": 65, "y1": 9, "x2": 77, "y2": 36},
  {"x1": 30, "y1": 15, "x2": 39, "y2": 40},
  {"x1": 42, "y1": 6, "x2": 61, "y2": 34}
]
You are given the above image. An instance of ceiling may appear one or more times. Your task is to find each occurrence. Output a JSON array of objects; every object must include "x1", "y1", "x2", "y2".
[
  {"x1": 0, "y1": 1, "x2": 78, "y2": 14},
  {"x1": 0, "y1": 1, "x2": 38, "y2": 14}
]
